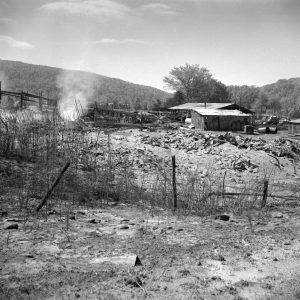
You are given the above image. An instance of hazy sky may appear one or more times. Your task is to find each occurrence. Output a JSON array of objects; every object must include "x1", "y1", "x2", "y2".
[{"x1": 0, "y1": 0, "x2": 299, "y2": 91}]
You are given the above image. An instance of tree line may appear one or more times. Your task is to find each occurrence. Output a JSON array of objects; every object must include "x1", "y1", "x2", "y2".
[{"x1": 161, "y1": 63, "x2": 300, "y2": 119}]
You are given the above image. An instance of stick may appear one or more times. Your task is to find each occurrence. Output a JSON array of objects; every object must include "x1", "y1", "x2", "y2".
[
  {"x1": 36, "y1": 161, "x2": 71, "y2": 212},
  {"x1": 172, "y1": 155, "x2": 177, "y2": 211},
  {"x1": 261, "y1": 180, "x2": 269, "y2": 208}
]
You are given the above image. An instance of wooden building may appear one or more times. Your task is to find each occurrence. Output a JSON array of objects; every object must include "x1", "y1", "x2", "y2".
[
  {"x1": 169, "y1": 102, "x2": 254, "y2": 131},
  {"x1": 288, "y1": 119, "x2": 300, "y2": 135},
  {"x1": 191, "y1": 109, "x2": 252, "y2": 131}
]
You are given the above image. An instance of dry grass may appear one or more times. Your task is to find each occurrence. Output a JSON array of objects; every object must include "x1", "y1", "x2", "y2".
[{"x1": 0, "y1": 109, "x2": 277, "y2": 222}]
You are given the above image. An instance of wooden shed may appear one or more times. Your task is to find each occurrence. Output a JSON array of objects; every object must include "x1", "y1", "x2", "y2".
[
  {"x1": 168, "y1": 102, "x2": 253, "y2": 124},
  {"x1": 191, "y1": 108, "x2": 253, "y2": 131},
  {"x1": 288, "y1": 119, "x2": 300, "y2": 135}
]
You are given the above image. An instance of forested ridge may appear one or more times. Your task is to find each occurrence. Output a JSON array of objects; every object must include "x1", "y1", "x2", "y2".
[
  {"x1": 0, "y1": 59, "x2": 171, "y2": 110},
  {"x1": 227, "y1": 78, "x2": 300, "y2": 118},
  {"x1": 1, "y1": 59, "x2": 300, "y2": 117}
]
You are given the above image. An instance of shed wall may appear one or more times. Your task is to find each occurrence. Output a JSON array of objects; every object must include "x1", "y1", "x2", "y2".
[
  {"x1": 191, "y1": 111, "x2": 251, "y2": 131},
  {"x1": 288, "y1": 123, "x2": 300, "y2": 134}
]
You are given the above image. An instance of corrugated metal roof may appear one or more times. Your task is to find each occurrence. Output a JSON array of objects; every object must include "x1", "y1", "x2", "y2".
[
  {"x1": 169, "y1": 102, "x2": 233, "y2": 110},
  {"x1": 192, "y1": 108, "x2": 252, "y2": 116},
  {"x1": 289, "y1": 118, "x2": 300, "y2": 124}
]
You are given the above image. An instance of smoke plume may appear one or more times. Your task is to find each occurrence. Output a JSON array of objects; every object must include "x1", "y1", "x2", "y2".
[{"x1": 56, "y1": 70, "x2": 96, "y2": 120}]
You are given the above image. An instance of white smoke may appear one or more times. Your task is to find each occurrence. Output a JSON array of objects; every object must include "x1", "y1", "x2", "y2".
[
  {"x1": 0, "y1": 70, "x2": 7, "y2": 89},
  {"x1": 56, "y1": 70, "x2": 96, "y2": 120}
]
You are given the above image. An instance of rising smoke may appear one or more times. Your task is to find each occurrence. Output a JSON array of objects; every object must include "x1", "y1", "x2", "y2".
[
  {"x1": 0, "y1": 70, "x2": 7, "y2": 89},
  {"x1": 56, "y1": 70, "x2": 96, "y2": 120}
]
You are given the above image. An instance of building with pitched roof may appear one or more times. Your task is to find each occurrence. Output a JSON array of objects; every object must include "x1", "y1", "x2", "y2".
[{"x1": 169, "y1": 102, "x2": 254, "y2": 131}]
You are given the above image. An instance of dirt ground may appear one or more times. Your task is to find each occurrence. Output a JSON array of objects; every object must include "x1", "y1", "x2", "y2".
[{"x1": 1, "y1": 128, "x2": 300, "y2": 300}]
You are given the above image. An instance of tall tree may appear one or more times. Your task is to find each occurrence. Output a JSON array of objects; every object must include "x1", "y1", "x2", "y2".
[{"x1": 164, "y1": 63, "x2": 228, "y2": 103}]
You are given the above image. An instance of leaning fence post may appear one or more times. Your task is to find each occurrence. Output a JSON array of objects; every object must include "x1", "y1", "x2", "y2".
[
  {"x1": 172, "y1": 155, "x2": 177, "y2": 211},
  {"x1": 261, "y1": 179, "x2": 269, "y2": 208},
  {"x1": 36, "y1": 161, "x2": 71, "y2": 212}
]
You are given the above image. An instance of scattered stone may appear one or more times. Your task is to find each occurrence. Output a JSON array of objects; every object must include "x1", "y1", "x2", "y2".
[
  {"x1": 119, "y1": 224, "x2": 129, "y2": 230},
  {"x1": 212, "y1": 254, "x2": 226, "y2": 261},
  {"x1": 77, "y1": 211, "x2": 86, "y2": 215},
  {"x1": 125, "y1": 276, "x2": 143, "y2": 288},
  {"x1": 121, "y1": 219, "x2": 130, "y2": 223},
  {"x1": 218, "y1": 214, "x2": 230, "y2": 221},
  {"x1": 272, "y1": 212, "x2": 283, "y2": 218},
  {"x1": 179, "y1": 269, "x2": 190, "y2": 276},
  {"x1": 5, "y1": 223, "x2": 18, "y2": 230},
  {"x1": 211, "y1": 276, "x2": 221, "y2": 281},
  {"x1": 7, "y1": 219, "x2": 22, "y2": 222},
  {"x1": 1, "y1": 211, "x2": 8, "y2": 217}
]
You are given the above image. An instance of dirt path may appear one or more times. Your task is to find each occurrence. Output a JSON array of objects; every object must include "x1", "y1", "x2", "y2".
[{"x1": 1, "y1": 202, "x2": 300, "y2": 299}]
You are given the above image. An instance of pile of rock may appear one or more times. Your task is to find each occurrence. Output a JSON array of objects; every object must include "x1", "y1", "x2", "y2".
[{"x1": 141, "y1": 131, "x2": 300, "y2": 159}]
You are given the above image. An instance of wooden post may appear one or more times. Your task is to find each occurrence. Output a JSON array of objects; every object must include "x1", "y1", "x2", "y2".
[
  {"x1": 39, "y1": 92, "x2": 43, "y2": 112},
  {"x1": 140, "y1": 114, "x2": 143, "y2": 131},
  {"x1": 172, "y1": 155, "x2": 177, "y2": 211},
  {"x1": 36, "y1": 161, "x2": 71, "y2": 212},
  {"x1": 20, "y1": 91, "x2": 23, "y2": 109},
  {"x1": 261, "y1": 179, "x2": 269, "y2": 208}
]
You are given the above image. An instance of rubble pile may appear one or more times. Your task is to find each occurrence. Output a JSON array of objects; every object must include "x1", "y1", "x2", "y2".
[{"x1": 141, "y1": 131, "x2": 300, "y2": 159}]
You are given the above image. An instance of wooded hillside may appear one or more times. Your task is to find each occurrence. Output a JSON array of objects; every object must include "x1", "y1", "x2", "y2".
[
  {"x1": 227, "y1": 78, "x2": 300, "y2": 118},
  {"x1": 0, "y1": 59, "x2": 171, "y2": 110}
]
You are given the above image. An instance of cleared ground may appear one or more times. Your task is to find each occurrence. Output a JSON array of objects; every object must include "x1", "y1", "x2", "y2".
[{"x1": 1, "y1": 128, "x2": 300, "y2": 300}]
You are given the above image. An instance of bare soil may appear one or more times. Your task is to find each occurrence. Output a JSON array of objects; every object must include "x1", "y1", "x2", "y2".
[{"x1": 1, "y1": 128, "x2": 300, "y2": 300}]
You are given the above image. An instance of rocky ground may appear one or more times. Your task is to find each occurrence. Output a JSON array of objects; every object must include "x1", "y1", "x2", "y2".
[{"x1": 1, "y1": 128, "x2": 300, "y2": 299}]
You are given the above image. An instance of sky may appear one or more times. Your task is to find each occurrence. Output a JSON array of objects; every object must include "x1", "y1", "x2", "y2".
[{"x1": 0, "y1": 0, "x2": 299, "y2": 91}]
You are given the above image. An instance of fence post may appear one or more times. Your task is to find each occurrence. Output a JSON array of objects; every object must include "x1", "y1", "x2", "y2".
[
  {"x1": 20, "y1": 91, "x2": 23, "y2": 109},
  {"x1": 172, "y1": 155, "x2": 177, "y2": 211},
  {"x1": 261, "y1": 179, "x2": 269, "y2": 208}
]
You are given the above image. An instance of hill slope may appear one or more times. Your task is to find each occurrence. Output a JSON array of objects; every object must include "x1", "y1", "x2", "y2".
[{"x1": 0, "y1": 59, "x2": 171, "y2": 110}]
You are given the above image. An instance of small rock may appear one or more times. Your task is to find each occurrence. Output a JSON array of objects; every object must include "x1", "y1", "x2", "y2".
[
  {"x1": 216, "y1": 214, "x2": 230, "y2": 221},
  {"x1": 272, "y1": 212, "x2": 283, "y2": 218},
  {"x1": 273, "y1": 257, "x2": 278, "y2": 261},
  {"x1": 152, "y1": 226, "x2": 159, "y2": 230},
  {"x1": 121, "y1": 219, "x2": 130, "y2": 223},
  {"x1": 179, "y1": 269, "x2": 190, "y2": 276},
  {"x1": 167, "y1": 226, "x2": 173, "y2": 230},
  {"x1": 213, "y1": 254, "x2": 226, "y2": 261},
  {"x1": 119, "y1": 225, "x2": 129, "y2": 230},
  {"x1": 69, "y1": 215, "x2": 76, "y2": 220},
  {"x1": 211, "y1": 276, "x2": 221, "y2": 281},
  {"x1": 284, "y1": 241, "x2": 292, "y2": 246},
  {"x1": 88, "y1": 219, "x2": 97, "y2": 223},
  {"x1": 5, "y1": 224, "x2": 18, "y2": 230},
  {"x1": 177, "y1": 228, "x2": 183, "y2": 232},
  {"x1": 125, "y1": 276, "x2": 143, "y2": 288}
]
